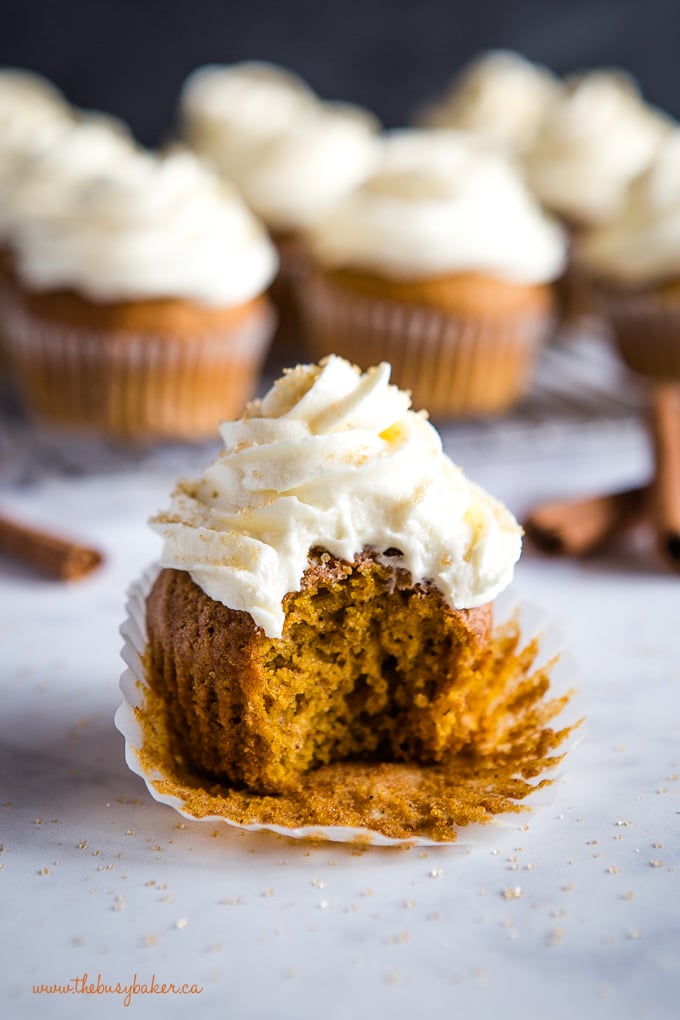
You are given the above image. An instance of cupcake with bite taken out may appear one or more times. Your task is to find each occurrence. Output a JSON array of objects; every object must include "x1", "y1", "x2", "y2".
[
  {"x1": 118, "y1": 354, "x2": 579, "y2": 843},
  {"x1": 4, "y1": 148, "x2": 278, "y2": 446},
  {"x1": 299, "y1": 129, "x2": 566, "y2": 418}
]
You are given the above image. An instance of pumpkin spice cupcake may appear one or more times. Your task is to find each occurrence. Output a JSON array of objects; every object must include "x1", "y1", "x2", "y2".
[
  {"x1": 0, "y1": 69, "x2": 75, "y2": 362},
  {"x1": 5, "y1": 148, "x2": 278, "y2": 446},
  {"x1": 576, "y1": 129, "x2": 680, "y2": 378},
  {"x1": 299, "y1": 129, "x2": 566, "y2": 418},
  {"x1": 178, "y1": 61, "x2": 380, "y2": 366},
  {"x1": 417, "y1": 50, "x2": 561, "y2": 161},
  {"x1": 117, "y1": 355, "x2": 580, "y2": 843},
  {"x1": 524, "y1": 68, "x2": 672, "y2": 327}
]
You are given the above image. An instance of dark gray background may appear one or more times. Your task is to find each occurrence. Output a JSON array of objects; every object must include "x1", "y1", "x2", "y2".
[{"x1": 2, "y1": 0, "x2": 679, "y2": 146}]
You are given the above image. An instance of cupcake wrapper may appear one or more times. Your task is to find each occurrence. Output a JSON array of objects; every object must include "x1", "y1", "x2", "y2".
[
  {"x1": 299, "y1": 274, "x2": 554, "y2": 418},
  {"x1": 596, "y1": 287, "x2": 680, "y2": 379},
  {"x1": 116, "y1": 565, "x2": 583, "y2": 848},
  {"x1": 3, "y1": 294, "x2": 275, "y2": 442}
]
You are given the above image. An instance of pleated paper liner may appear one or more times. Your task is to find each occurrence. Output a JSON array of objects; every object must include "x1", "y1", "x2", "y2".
[
  {"x1": 3, "y1": 292, "x2": 276, "y2": 451},
  {"x1": 116, "y1": 565, "x2": 583, "y2": 847},
  {"x1": 298, "y1": 271, "x2": 555, "y2": 419},
  {"x1": 595, "y1": 283, "x2": 680, "y2": 379}
]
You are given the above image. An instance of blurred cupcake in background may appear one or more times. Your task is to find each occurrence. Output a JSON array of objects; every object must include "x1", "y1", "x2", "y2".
[
  {"x1": 299, "y1": 129, "x2": 566, "y2": 418},
  {"x1": 417, "y1": 50, "x2": 561, "y2": 161},
  {"x1": 0, "y1": 69, "x2": 74, "y2": 243},
  {"x1": 525, "y1": 69, "x2": 670, "y2": 229},
  {"x1": 0, "y1": 70, "x2": 75, "y2": 360},
  {"x1": 178, "y1": 61, "x2": 380, "y2": 365},
  {"x1": 576, "y1": 129, "x2": 680, "y2": 379},
  {"x1": 4, "y1": 148, "x2": 278, "y2": 448},
  {"x1": 524, "y1": 69, "x2": 672, "y2": 327}
]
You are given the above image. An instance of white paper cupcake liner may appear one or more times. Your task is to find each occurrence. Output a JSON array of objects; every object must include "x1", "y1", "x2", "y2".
[
  {"x1": 3, "y1": 292, "x2": 275, "y2": 444},
  {"x1": 596, "y1": 286, "x2": 680, "y2": 379},
  {"x1": 116, "y1": 565, "x2": 583, "y2": 848},
  {"x1": 299, "y1": 272, "x2": 555, "y2": 418}
]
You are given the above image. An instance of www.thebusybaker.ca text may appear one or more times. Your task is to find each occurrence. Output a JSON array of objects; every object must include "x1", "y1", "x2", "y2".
[{"x1": 33, "y1": 972, "x2": 204, "y2": 1008}]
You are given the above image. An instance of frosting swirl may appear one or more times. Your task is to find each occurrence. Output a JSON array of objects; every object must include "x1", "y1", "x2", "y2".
[
  {"x1": 179, "y1": 61, "x2": 317, "y2": 176},
  {"x1": 420, "y1": 50, "x2": 561, "y2": 156},
  {"x1": 179, "y1": 61, "x2": 380, "y2": 231},
  {"x1": 525, "y1": 69, "x2": 671, "y2": 226},
  {"x1": 308, "y1": 129, "x2": 566, "y2": 284},
  {"x1": 577, "y1": 129, "x2": 680, "y2": 284},
  {"x1": 12, "y1": 148, "x2": 278, "y2": 306},
  {"x1": 152, "y1": 356, "x2": 523, "y2": 638},
  {"x1": 7, "y1": 116, "x2": 137, "y2": 232},
  {"x1": 0, "y1": 69, "x2": 75, "y2": 239}
]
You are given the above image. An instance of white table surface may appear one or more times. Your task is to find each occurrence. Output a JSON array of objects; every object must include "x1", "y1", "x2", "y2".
[{"x1": 1, "y1": 334, "x2": 679, "y2": 1020}]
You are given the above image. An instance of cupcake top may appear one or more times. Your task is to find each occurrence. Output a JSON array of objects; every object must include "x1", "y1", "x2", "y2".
[
  {"x1": 419, "y1": 50, "x2": 561, "y2": 157},
  {"x1": 0, "y1": 68, "x2": 73, "y2": 152},
  {"x1": 524, "y1": 69, "x2": 671, "y2": 227},
  {"x1": 0, "y1": 69, "x2": 75, "y2": 239},
  {"x1": 179, "y1": 61, "x2": 380, "y2": 233},
  {"x1": 12, "y1": 148, "x2": 278, "y2": 306},
  {"x1": 577, "y1": 129, "x2": 680, "y2": 285},
  {"x1": 6, "y1": 115, "x2": 137, "y2": 234},
  {"x1": 152, "y1": 355, "x2": 523, "y2": 638},
  {"x1": 179, "y1": 61, "x2": 317, "y2": 171},
  {"x1": 307, "y1": 129, "x2": 566, "y2": 285}
]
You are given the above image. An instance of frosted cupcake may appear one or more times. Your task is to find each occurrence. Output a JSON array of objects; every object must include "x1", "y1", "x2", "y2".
[
  {"x1": 523, "y1": 68, "x2": 671, "y2": 327},
  {"x1": 576, "y1": 129, "x2": 680, "y2": 378},
  {"x1": 299, "y1": 129, "x2": 566, "y2": 417},
  {"x1": 0, "y1": 69, "x2": 74, "y2": 242},
  {"x1": 7, "y1": 115, "x2": 137, "y2": 232},
  {"x1": 525, "y1": 69, "x2": 670, "y2": 230},
  {"x1": 0, "y1": 70, "x2": 75, "y2": 357},
  {"x1": 418, "y1": 50, "x2": 561, "y2": 160},
  {"x1": 178, "y1": 61, "x2": 380, "y2": 362},
  {"x1": 5, "y1": 148, "x2": 278, "y2": 444},
  {"x1": 119, "y1": 355, "x2": 579, "y2": 843}
]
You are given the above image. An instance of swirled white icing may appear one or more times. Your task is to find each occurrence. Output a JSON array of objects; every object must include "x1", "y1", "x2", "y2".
[
  {"x1": 420, "y1": 50, "x2": 561, "y2": 156},
  {"x1": 179, "y1": 61, "x2": 380, "y2": 231},
  {"x1": 179, "y1": 61, "x2": 317, "y2": 174},
  {"x1": 0, "y1": 69, "x2": 72, "y2": 151},
  {"x1": 0, "y1": 69, "x2": 75, "y2": 239},
  {"x1": 577, "y1": 129, "x2": 680, "y2": 283},
  {"x1": 525, "y1": 69, "x2": 671, "y2": 226},
  {"x1": 151, "y1": 356, "x2": 523, "y2": 638},
  {"x1": 7, "y1": 116, "x2": 137, "y2": 230},
  {"x1": 12, "y1": 148, "x2": 278, "y2": 306},
  {"x1": 307, "y1": 129, "x2": 566, "y2": 284}
]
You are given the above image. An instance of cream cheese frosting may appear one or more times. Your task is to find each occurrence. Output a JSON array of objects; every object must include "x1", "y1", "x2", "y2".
[
  {"x1": 179, "y1": 61, "x2": 317, "y2": 176},
  {"x1": 12, "y1": 148, "x2": 278, "y2": 306},
  {"x1": 0, "y1": 68, "x2": 73, "y2": 150},
  {"x1": 179, "y1": 61, "x2": 380, "y2": 232},
  {"x1": 307, "y1": 129, "x2": 566, "y2": 284},
  {"x1": 524, "y1": 69, "x2": 671, "y2": 227},
  {"x1": 0, "y1": 69, "x2": 75, "y2": 240},
  {"x1": 7, "y1": 116, "x2": 137, "y2": 232},
  {"x1": 152, "y1": 356, "x2": 523, "y2": 638},
  {"x1": 420, "y1": 50, "x2": 561, "y2": 156},
  {"x1": 577, "y1": 129, "x2": 680, "y2": 284}
]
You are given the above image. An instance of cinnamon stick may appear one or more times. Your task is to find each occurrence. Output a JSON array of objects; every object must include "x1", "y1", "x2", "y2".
[
  {"x1": 649, "y1": 382, "x2": 680, "y2": 570},
  {"x1": 524, "y1": 486, "x2": 649, "y2": 557},
  {"x1": 0, "y1": 513, "x2": 104, "y2": 580}
]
